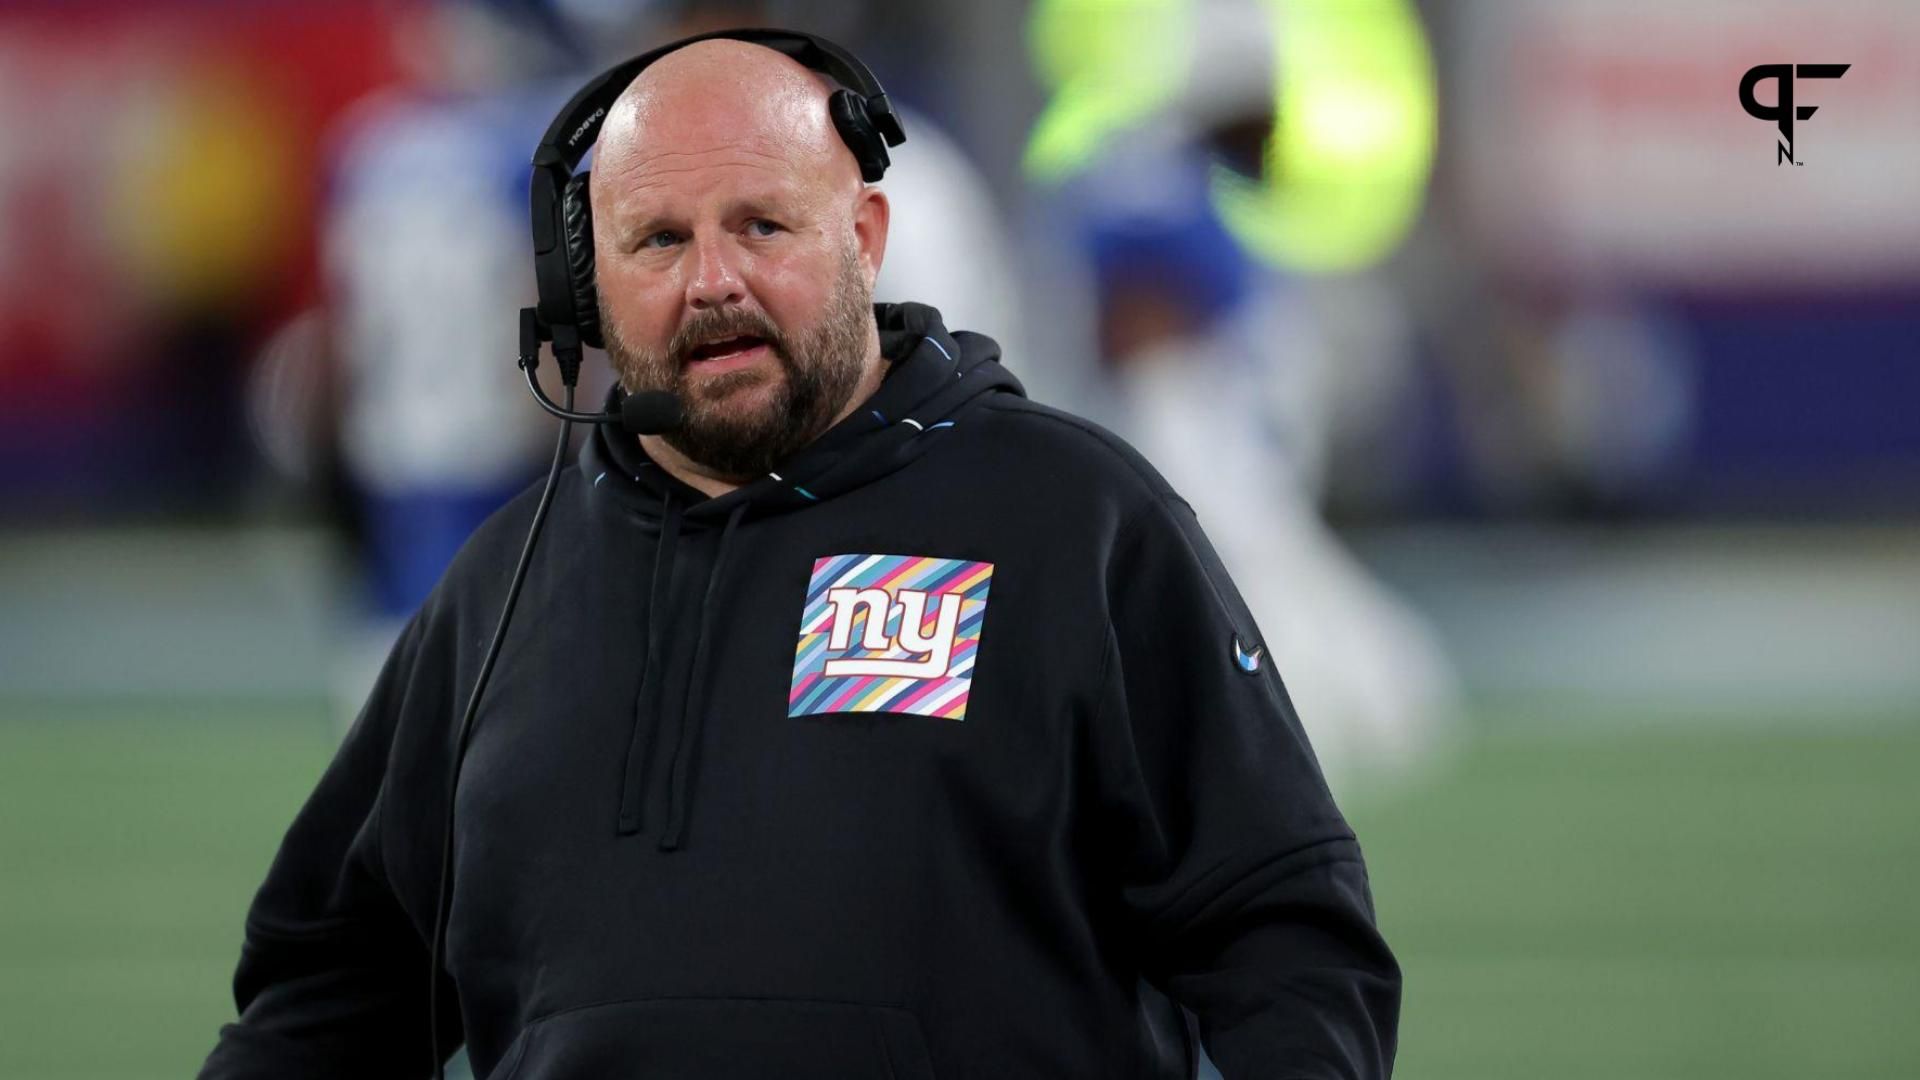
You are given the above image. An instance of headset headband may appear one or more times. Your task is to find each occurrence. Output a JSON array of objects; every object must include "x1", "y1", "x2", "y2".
[{"x1": 531, "y1": 27, "x2": 905, "y2": 174}]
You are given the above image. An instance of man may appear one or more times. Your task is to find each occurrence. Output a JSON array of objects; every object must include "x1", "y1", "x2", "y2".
[{"x1": 200, "y1": 39, "x2": 1400, "y2": 1079}]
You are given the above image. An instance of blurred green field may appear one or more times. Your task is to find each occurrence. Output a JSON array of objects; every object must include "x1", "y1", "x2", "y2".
[{"x1": 2, "y1": 702, "x2": 1915, "y2": 1078}]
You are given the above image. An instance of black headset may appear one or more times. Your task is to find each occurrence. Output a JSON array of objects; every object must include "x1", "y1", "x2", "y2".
[
  {"x1": 525, "y1": 27, "x2": 906, "y2": 370},
  {"x1": 433, "y1": 30, "x2": 906, "y2": 1079}
]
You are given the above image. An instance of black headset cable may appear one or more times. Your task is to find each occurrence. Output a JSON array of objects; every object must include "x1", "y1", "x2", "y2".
[{"x1": 427, "y1": 384, "x2": 576, "y2": 1080}]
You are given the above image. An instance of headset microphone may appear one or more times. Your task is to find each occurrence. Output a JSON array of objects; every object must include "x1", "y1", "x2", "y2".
[
  {"x1": 621, "y1": 389, "x2": 685, "y2": 435},
  {"x1": 516, "y1": 307, "x2": 685, "y2": 434}
]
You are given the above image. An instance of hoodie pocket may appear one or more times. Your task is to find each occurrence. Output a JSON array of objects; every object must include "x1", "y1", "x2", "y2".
[{"x1": 489, "y1": 996, "x2": 939, "y2": 1080}]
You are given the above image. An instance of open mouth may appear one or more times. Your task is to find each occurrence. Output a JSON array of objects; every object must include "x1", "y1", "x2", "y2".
[{"x1": 687, "y1": 335, "x2": 768, "y2": 363}]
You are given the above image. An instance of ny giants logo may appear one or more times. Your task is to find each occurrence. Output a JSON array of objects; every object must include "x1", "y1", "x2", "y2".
[
  {"x1": 822, "y1": 586, "x2": 963, "y2": 678},
  {"x1": 789, "y1": 554, "x2": 994, "y2": 721},
  {"x1": 1739, "y1": 64, "x2": 1849, "y2": 165}
]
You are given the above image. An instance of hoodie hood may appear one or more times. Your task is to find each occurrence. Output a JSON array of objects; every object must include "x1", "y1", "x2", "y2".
[
  {"x1": 580, "y1": 301, "x2": 1023, "y2": 524},
  {"x1": 573, "y1": 302, "x2": 1022, "y2": 851}
]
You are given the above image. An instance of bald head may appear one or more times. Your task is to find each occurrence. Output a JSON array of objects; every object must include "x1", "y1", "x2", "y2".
[{"x1": 593, "y1": 40, "x2": 864, "y2": 206}]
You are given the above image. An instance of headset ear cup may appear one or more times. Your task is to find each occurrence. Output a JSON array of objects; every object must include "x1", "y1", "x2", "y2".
[
  {"x1": 828, "y1": 89, "x2": 890, "y2": 182},
  {"x1": 560, "y1": 172, "x2": 603, "y2": 349}
]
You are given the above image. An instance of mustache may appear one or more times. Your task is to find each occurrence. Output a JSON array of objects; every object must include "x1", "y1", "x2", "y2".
[{"x1": 669, "y1": 308, "x2": 788, "y2": 366}]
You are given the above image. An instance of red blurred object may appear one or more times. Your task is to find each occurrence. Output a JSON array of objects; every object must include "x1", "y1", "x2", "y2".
[{"x1": 0, "y1": 0, "x2": 419, "y2": 509}]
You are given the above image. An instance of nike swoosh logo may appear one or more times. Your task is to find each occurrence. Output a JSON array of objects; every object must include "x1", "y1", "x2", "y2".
[{"x1": 1233, "y1": 636, "x2": 1264, "y2": 673}]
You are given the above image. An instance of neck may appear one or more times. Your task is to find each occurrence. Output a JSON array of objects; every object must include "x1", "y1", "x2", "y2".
[
  {"x1": 637, "y1": 342, "x2": 890, "y2": 500},
  {"x1": 636, "y1": 435, "x2": 751, "y2": 500}
]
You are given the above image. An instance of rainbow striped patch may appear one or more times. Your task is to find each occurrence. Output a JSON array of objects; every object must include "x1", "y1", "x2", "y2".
[{"x1": 789, "y1": 553, "x2": 994, "y2": 721}]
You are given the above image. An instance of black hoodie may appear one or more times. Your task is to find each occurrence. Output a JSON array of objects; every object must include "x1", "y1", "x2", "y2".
[{"x1": 200, "y1": 303, "x2": 1400, "y2": 1080}]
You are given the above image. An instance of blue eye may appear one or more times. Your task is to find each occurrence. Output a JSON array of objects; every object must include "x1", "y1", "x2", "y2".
[
  {"x1": 748, "y1": 219, "x2": 782, "y2": 237},
  {"x1": 643, "y1": 230, "x2": 680, "y2": 249}
]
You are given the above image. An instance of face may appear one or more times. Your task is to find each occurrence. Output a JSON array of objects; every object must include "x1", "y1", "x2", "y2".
[
  {"x1": 593, "y1": 121, "x2": 885, "y2": 478},
  {"x1": 601, "y1": 241, "x2": 871, "y2": 477}
]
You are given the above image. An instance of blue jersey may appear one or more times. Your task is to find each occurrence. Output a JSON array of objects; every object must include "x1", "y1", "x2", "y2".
[
  {"x1": 324, "y1": 83, "x2": 568, "y2": 494},
  {"x1": 323, "y1": 82, "x2": 571, "y2": 613}
]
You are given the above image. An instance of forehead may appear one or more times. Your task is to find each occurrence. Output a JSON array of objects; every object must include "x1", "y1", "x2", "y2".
[{"x1": 595, "y1": 111, "x2": 830, "y2": 222}]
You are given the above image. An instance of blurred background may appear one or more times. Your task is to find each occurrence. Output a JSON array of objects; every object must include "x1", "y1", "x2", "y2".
[{"x1": 2, "y1": 0, "x2": 1915, "y2": 1076}]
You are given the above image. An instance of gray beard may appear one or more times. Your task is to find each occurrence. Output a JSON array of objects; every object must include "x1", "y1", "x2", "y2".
[{"x1": 602, "y1": 247, "x2": 873, "y2": 478}]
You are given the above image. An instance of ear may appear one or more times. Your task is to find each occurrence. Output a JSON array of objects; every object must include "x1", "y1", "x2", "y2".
[{"x1": 851, "y1": 186, "x2": 890, "y2": 289}]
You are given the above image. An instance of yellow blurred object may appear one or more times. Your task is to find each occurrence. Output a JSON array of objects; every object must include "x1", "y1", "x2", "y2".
[
  {"x1": 1023, "y1": 0, "x2": 1191, "y2": 183},
  {"x1": 1210, "y1": 0, "x2": 1436, "y2": 273},
  {"x1": 109, "y1": 62, "x2": 301, "y2": 314},
  {"x1": 1023, "y1": 0, "x2": 1436, "y2": 273}
]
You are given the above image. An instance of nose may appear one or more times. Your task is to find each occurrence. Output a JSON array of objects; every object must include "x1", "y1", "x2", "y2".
[{"x1": 684, "y1": 232, "x2": 745, "y2": 311}]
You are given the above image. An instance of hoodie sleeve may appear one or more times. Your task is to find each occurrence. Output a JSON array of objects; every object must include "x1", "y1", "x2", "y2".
[
  {"x1": 1095, "y1": 493, "x2": 1401, "y2": 1079},
  {"x1": 198, "y1": 608, "x2": 462, "y2": 1078}
]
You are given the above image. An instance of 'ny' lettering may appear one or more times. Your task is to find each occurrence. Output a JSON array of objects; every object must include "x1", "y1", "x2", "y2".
[{"x1": 822, "y1": 587, "x2": 963, "y2": 679}]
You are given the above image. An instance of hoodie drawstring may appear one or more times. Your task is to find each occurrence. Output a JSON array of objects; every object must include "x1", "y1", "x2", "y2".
[
  {"x1": 616, "y1": 493, "x2": 746, "y2": 849},
  {"x1": 657, "y1": 501, "x2": 748, "y2": 851},
  {"x1": 617, "y1": 489, "x2": 680, "y2": 835}
]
